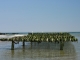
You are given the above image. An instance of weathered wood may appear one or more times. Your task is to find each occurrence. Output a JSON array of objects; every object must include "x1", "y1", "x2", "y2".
[
  {"x1": 11, "y1": 40, "x2": 14, "y2": 50},
  {"x1": 31, "y1": 42, "x2": 32, "y2": 48},
  {"x1": 23, "y1": 40, "x2": 25, "y2": 47},
  {"x1": 60, "y1": 41, "x2": 64, "y2": 50}
]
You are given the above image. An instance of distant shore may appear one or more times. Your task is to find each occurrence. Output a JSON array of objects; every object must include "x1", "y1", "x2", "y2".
[{"x1": 0, "y1": 33, "x2": 19, "y2": 35}]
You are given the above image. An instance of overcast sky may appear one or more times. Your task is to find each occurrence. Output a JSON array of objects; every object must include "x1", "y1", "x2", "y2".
[{"x1": 0, "y1": 0, "x2": 80, "y2": 32}]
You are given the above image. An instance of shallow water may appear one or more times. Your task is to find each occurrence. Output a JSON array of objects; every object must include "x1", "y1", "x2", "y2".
[{"x1": 0, "y1": 33, "x2": 80, "y2": 60}]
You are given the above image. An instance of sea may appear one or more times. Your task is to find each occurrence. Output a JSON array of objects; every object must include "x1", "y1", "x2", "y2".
[{"x1": 0, "y1": 32, "x2": 80, "y2": 60}]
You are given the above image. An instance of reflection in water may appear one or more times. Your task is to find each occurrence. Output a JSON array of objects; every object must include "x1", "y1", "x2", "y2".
[
  {"x1": 9, "y1": 42, "x2": 77, "y2": 60},
  {"x1": 11, "y1": 50, "x2": 14, "y2": 58}
]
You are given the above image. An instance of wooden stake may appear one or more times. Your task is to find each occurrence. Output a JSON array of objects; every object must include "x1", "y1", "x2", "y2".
[
  {"x1": 23, "y1": 40, "x2": 25, "y2": 47},
  {"x1": 11, "y1": 40, "x2": 14, "y2": 50},
  {"x1": 60, "y1": 41, "x2": 64, "y2": 50},
  {"x1": 31, "y1": 42, "x2": 32, "y2": 48}
]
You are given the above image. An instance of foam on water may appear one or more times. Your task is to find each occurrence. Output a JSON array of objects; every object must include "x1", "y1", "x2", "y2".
[{"x1": 0, "y1": 34, "x2": 27, "y2": 39}]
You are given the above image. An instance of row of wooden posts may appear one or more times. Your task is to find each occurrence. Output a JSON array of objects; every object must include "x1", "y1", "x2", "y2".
[
  {"x1": 10, "y1": 32, "x2": 78, "y2": 50},
  {"x1": 11, "y1": 40, "x2": 64, "y2": 50}
]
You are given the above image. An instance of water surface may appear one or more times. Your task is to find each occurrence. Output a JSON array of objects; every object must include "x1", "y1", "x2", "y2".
[{"x1": 0, "y1": 32, "x2": 80, "y2": 60}]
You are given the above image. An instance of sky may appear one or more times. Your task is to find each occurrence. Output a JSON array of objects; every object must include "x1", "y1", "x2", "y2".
[{"x1": 0, "y1": 0, "x2": 80, "y2": 32}]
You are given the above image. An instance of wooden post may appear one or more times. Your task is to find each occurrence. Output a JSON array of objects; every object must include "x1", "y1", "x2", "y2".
[
  {"x1": 31, "y1": 42, "x2": 32, "y2": 48},
  {"x1": 11, "y1": 40, "x2": 14, "y2": 50},
  {"x1": 60, "y1": 41, "x2": 64, "y2": 50},
  {"x1": 23, "y1": 40, "x2": 25, "y2": 47}
]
